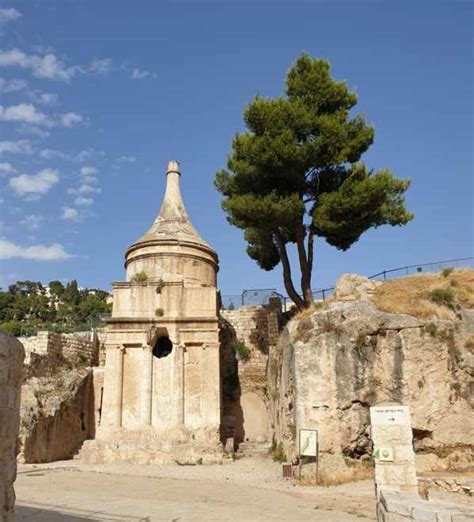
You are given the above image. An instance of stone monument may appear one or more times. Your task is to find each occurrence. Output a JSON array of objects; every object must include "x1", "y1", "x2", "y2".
[{"x1": 81, "y1": 160, "x2": 222, "y2": 464}]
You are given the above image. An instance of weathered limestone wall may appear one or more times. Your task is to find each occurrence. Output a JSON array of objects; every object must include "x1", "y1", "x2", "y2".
[
  {"x1": 20, "y1": 368, "x2": 95, "y2": 463},
  {"x1": 17, "y1": 331, "x2": 99, "y2": 463},
  {"x1": 0, "y1": 332, "x2": 24, "y2": 521},
  {"x1": 268, "y1": 300, "x2": 474, "y2": 478},
  {"x1": 220, "y1": 303, "x2": 281, "y2": 443},
  {"x1": 18, "y1": 331, "x2": 99, "y2": 367}
]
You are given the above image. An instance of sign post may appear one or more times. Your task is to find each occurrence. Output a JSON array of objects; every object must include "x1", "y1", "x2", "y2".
[
  {"x1": 370, "y1": 404, "x2": 417, "y2": 497},
  {"x1": 298, "y1": 429, "x2": 319, "y2": 484}
]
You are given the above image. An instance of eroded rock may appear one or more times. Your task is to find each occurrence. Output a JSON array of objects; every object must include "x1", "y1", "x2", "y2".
[{"x1": 268, "y1": 297, "x2": 474, "y2": 481}]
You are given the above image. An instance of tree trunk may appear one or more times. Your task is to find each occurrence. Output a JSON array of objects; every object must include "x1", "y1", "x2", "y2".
[
  {"x1": 275, "y1": 233, "x2": 306, "y2": 310},
  {"x1": 295, "y1": 225, "x2": 314, "y2": 306}
]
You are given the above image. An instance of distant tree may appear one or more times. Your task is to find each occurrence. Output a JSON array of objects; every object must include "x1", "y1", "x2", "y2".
[
  {"x1": 62, "y1": 280, "x2": 81, "y2": 305},
  {"x1": 48, "y1": 280, "x2": 65, "y2": 297},
  {"x1": 215, "y1": 53, "x2": 413, "y2": 309},
  {"x1": 0, "y1": 279, "x2": 110, "y2": 336}
]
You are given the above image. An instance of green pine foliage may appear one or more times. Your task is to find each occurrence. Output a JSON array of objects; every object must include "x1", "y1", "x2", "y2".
[
  {"x1": 215, "y1": 53, "x2": 413, "y2": 309},
  {"x1": 0, "y1": 280, "x2": 111, "y2": 336}
]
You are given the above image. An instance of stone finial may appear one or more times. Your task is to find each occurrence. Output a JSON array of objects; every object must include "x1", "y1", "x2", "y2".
[{"x1": 167, "y1": 160, "x2": 180, "y2": 175}]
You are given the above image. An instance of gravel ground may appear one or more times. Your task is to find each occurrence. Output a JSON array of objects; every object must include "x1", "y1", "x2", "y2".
[{"x1": 18, "y1": 455, "x2": 377, "y2": 520}]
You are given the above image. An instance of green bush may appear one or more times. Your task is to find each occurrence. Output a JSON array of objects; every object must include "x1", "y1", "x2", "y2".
[
  {"x1": 155, "y1": 308, "x2": 164, "y2": 317},
  {"x1": 424, "y1": 322, "x2": 438, "y2": 336},
  {"x1": 441, "y1": 267, "x2": 454, "y2": 278},
  {"x1": 131, "y1": 271, "x2": 148, "y2": 282},
  {"x1": 270, "y1": 440, "x2": 286, "y2": 463},
  {"x1": 155, "y1": 278, "x2": 165, "y2": 294},
  {"x1": 428, "y1": 288, "x2": 456, "y2": 309},
  {"x1": 231, "y1": 339, "x2": 251, "y2": 362}
]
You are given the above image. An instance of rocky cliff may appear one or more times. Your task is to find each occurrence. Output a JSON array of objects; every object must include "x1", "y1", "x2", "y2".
[{"x1": 268, "y1": 271, "x2": 474, "y2": 482}]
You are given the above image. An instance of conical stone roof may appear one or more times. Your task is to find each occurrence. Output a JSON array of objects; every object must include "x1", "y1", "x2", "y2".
[{"x1": 127, "y1": 160, "x2": 214, "y2": 254}]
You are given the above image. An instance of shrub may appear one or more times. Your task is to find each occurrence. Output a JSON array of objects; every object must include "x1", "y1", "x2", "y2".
[
  {"x1": 441, "y1": 267, "x2": 454, "y2": 278},
  {"x1": 424, "y1": 322, "x2": 438, "y2": 336},
  {"x1": 271, "y1": 441, "x2": 286, "y2": 463},
  {"x1": 155, "y1": 308, "x2": 164, "y2": 317},
  {"x1": 231, "y1": 339, "x2": 251, "y2": 362},
  {"x1": 131, "y1": 271, "x2": 148, "y2": 282},
  {"x1": 428, "y1": 288, "x2": 456, "y2": 310},
  {"x1": 155, "y1": 278, "x2": 165, "y2": 294}
]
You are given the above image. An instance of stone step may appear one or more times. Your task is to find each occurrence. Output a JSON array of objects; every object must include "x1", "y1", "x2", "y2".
[{"x1": 236, "y1": 441, "x2": 271, "y2": 458}]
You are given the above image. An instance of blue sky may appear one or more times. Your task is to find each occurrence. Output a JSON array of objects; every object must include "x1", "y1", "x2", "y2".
[{"x1": 0, "y1": 0, "x2": 472, "y2": 295}]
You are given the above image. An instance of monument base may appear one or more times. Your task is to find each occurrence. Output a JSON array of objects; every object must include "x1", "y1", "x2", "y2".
[{"x1": 78, "y1": 425, "x2": 224, "y2": 465}]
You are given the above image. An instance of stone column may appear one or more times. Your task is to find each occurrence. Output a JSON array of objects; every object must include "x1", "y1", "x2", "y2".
[
  {"x1": 114, "y1": 345, "x2": 125, "y2": 428},
  {"x1": 141, "y1": 344, "x2": 153, "y2": 425},
  {"x1": 176, "y1": 342, "x2": 186, "y2": 426}
]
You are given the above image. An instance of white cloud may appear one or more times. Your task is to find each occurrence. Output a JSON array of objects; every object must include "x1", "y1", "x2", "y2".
[
  {"x1": 88, "y1": 58, "x2": 112, "y2": 74},
  {"x1": 20, "y1": 214, "x2": 43, "y2": 230},
  {"x1": 61, "y1": 111, "x2": 83, "y2": 127},
  {"x1": 75, "y1": 149, "x2": 104, "y2": 163},
  {"x1": 74, "y1": 196, "x2": 93, "y2": 206},
  {"x1": 0, "y1": 139, "x2": 32, "y2": 154},
  {"x1": 0, "y1": 238, "x2": 71, "y2": 260},
  {"x1": 0, "y1": 103, "x2": 48, "y2": 125},
  {"x1": 0, "y1": 78, "x2": 27, "y2": 93},
  {"x1": 0, "y1": 8, "x2": 21, "y2": 25},
  {"x1": 40, "y1": 148, "x2": 68, "y2": 160},
  {"x1": 131, "y1": 68, "x2": 156, "y2": 80},
  {"x1": 0, "y1": 162, "x2": 16, "y2": 174},
  {"x1": 0, "y1": 103, "x2": 83, "y2": 128},
  {"x1": 81, "y1": 175, "x2": 98, "y2": 184},
  {"x1": 0, "y1": 48, "x2": 112, "y2": 82},
  {"x1": 17, "y1": 125, "x2": 50, "y2": 138},
  {"x1": 62, "y1": 207, "x2": 79, "y2": 221},
  {"x1": 9, "y1": 168, "x2": 59, "y2": 198},
  {"x1": 0, "y1": 48, "x2": 78, "y2": 82},
  {"x1": 70, "y1": 184, "x2": 101, "y2": 195},
  {"x1": 29, "y1": 91, "x2": 57, "y2": 105},
  {"x1": 118, "y1": 155, "x2": 136, "y2": 163},
  {"x1": 80, "y1": 166, "x2": 98, "y2": 176}
]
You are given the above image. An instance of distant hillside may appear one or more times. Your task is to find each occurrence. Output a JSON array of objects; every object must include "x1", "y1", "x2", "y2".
[{"x1": 0, "y1": 280, "x2": 111, "y2": 337}]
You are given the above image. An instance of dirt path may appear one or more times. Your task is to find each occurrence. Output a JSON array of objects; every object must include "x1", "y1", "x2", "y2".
[{"x1": 15, "y1": 458, "x2": 376, "y2": 521}]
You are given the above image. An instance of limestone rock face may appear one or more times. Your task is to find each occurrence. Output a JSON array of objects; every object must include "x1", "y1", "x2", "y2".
[
  {"x1": 334, "y1": 273, "x2": 381, "y2": 301},
  {"x1": 268, "y1": 298, "x2": 474, "y2": 478},
  {"x1": 19, "y1": 367, "x2": 95, "y2": 463},
  {"x1": 0, "y1": 332, "x2": 24, "y2": 522}
]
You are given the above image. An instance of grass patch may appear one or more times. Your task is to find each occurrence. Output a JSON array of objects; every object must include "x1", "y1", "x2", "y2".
[
  {"x1": 442, "y1": 267, "x2": 454, "y2": 277},
  {"x1": 424, "y1": 322, "x2": 438, "y2": 336},
  {"x1": 155, "y1": 307, "x2": 164, "y2": 317},
  {"x1": 269, "y1": 438, "x2": 286, "y2": 463},
  {"x1": 155, "y1": 278, "x2": 165, "y2": 294},
  {"x1": 231, "y1": 339, "x2": 251, "y2": 362},
  {"x1": 373, "y1": 268, "x2": 473, "y2": 320},
  {"x1": 428, "y1": 288, "x2": 456, "y2": 310},
  {"x1": 131, "y1": 271, "x2": 148, "y2": 282}
]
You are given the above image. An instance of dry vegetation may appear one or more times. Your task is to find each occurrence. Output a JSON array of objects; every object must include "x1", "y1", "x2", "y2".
[{"x1": 373, "y1": 268, "x2": 474, "y2": 320}]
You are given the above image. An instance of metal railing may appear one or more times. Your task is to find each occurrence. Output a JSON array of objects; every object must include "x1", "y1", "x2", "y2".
[{"x1": 221, "y1": 256, "x2": 474, "y2": 310}]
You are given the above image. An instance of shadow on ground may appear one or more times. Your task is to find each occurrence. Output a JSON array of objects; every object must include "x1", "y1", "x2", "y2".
[{"x1": 16, "y1": 503, "x2": 150, "y2": 521}]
